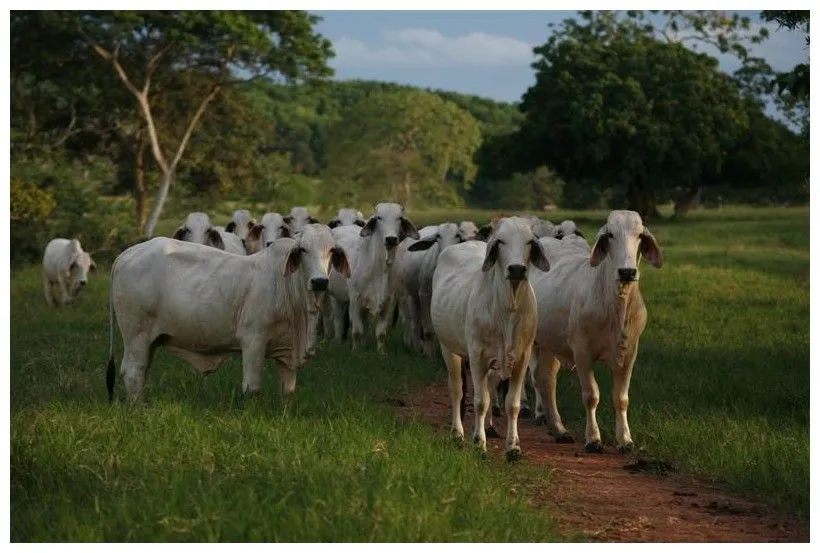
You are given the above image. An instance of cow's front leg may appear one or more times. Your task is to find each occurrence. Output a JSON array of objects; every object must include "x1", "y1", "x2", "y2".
[
  {"x1": 374, "y1": 297, "x2": 394, "y2": 353},
  {"x1": 240, "y1": 338, "x2": 266, "y2": 396},
  {"x1": 43, "y1": 275, "x2": 55, "y2": 307},
  {"x1": 57, "y1": 275, "x2": 72, "y2": 306},
  {"x1": 469, "y1": 353, "x2": 490, "y2": 453},
  {"x1": 348, "y1": 299, "x2": 366, "y2": 350}
]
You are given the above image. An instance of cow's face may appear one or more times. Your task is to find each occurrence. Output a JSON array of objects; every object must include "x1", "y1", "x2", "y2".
[
  {"x1": 284, "y1": 224, "x2": 350, "y2": 303},
  {"x1": 285, "y1": 206, "x2": 320, "y2": 236},
  {"x1": 359, "y1": 203, "x2": 419, "y2": 256},
  {"x1": 482, "y1": 217, "x2": 551, "y2": 292},
  {"x1": 328, "y1": 208, "x2": 366, "y2": 229},
  {"x1": 590, "y1": 210, "x2": 663, "y2": 284},
  {"x1": 69, "y1": 250, "x2": 96, "y2": 296},
  {"x1": 458, "y1": 221, "x2": 479, "y2": 242},
  {"x1": 227, "y1": 209, "x2": 256, "y2": 241}
]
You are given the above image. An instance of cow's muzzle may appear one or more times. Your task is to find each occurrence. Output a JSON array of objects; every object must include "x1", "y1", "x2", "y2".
[
  {"x1": 310, "y1": 277, "x2": 329, "y2": 292},
  {"x1": 384, "y1": 236, "x2": 399, "y2": 248},
  {"x1": 618, "y1": 268, "x2": 637, "y2": 283},
  {"x1": 507, "y1": 264, "x2": 528, "y2": 282}
]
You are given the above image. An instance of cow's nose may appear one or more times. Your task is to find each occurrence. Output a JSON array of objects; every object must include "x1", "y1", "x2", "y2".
[
  {"x1": 384, "y1": 236, "x2": 399, "y2": 248},
  {"x1": 618, "y1": 268, "x2": 637, "y2": 282},
  {"x1": 79, "y1": 280, "x2": 87, "y2": 287},
  {"x1": 507, "y1": 264, "x2": 528, "y2": 281},
  {"x1": 310, "y1": 277, "x2": 329, "y2": 291}
]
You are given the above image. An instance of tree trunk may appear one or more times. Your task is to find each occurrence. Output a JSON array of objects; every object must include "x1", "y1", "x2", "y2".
[
  {"x1": 144, "y1": 170, "x2": 173, "y2": 238},
  {"x1": 403, "y1": 171, "x2": 412, "y2": 210},
  {"x1": 673, "y1": 185, "x2": 702, "y2": 220},
  {"x1": 135, "y1": 139, "x2": 148, "y2": 234},
  {"x1": 626, "y1": 179, "x2": 661, "y2": 220}
]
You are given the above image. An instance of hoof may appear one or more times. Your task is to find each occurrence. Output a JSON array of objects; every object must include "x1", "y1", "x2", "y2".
[
  {"x1": 506, "y1": 448, "x2": 522, "y2": 463},
  {"x1": 492, "y1": 405, "x2": 501, "y2": 417},
  {"x1": 485, "y1": 426, "x2": 500, "y2": 439},
  {"x1": 534, "y1": 414, "x2": 547, "y2": 426},
  {"x1": 554, "y1": 432, "x2": 574, "y2": 444},
  {"x1": 617, "y1": 442, "x2": 635, "y2": 454},
  {"x1": 584, "y1": 440, "x2": 604, "y2": 454},
  {"x1": 519, "y1": 404, "x2": 533, "y2": 418}
]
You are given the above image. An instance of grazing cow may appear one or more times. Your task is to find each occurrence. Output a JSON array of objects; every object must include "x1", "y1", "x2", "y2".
[
  {"x1": 106, "y1": 224, "x2": 351, "y2": 402},
  {"x1": 245, "y1": 212, "x2": 291, "y2": 254},
  {"x1": 398, "y1": 223, "x2": 463, "y2": 355},
  {"x1": 528, "y1": 210, "x2": 663, "y2": 452},
  {"x1": 458, "y1": 221, "x2": 479, "y2": 242},
  {"x1": 172, "y1": 212, "x2": 225, "y2": 249},
  {"x1": 430, "y1": 217, "x2": 551, "y2": 461},
  {"x1": 224, "y1": 209, "x2": 256, "y2": 241},
  {"x1": 42, "y1": 238, "x2": 97, "y2": 306},
  {"x1": 337, "y1": 202, "x2": 419, "y2": 352},
  {"x1": 284, "y1": 206, "x2": 320, "y2": 236},
  {"x1": 328, "y1": 208, "x2": 366, "y2": 229}
]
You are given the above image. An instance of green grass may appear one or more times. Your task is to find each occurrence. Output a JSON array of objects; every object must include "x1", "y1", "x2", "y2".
[{"x1": 10, "y1": 205, "x2": 809, "y2": 541}]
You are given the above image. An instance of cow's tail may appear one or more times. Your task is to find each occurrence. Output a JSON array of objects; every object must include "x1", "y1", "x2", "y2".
[{"x1": 106, "y1": 257, "x2": 119, "y2": 402}]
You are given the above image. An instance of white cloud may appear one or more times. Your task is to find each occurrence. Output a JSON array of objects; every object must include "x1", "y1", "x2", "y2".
[{"x1": 332, "y1": 27, "x2": 536, "y2": 68}]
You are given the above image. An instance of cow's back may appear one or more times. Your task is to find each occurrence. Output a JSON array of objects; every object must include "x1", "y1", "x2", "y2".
[{"x1": 43, "y1": 238, "x2": 72, "y2": 277}]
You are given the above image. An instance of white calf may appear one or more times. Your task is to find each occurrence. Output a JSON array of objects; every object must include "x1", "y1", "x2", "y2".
[
  {"x1": 225, "y1": 209, "x2": 256, "y2": 241},
  {"x1": 42, "y1": 238, "x2": 97, "y2": 306}
]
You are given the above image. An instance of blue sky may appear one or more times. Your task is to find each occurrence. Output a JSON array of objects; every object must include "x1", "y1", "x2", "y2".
[{"x1": 312, "y1": 10, "x2": 809, "y2": 106}]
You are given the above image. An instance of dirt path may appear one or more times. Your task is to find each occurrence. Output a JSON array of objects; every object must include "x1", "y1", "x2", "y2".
[{"x1": 397, "y1": 379, "x2": 809, "y2": 543}]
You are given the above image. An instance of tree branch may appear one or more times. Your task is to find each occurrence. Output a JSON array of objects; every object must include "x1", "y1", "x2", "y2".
[
  {"x1": 143, "y1": 40, "x2": 176, "y2": 94},
  {"x1": 78, "y1": 27, "x2": 142, "y2": 99},
  {"x1": 53, "y1": 101, "x2": 77, "y2": 147},
  {"x1": 168, "y1": 83, "x2": 221, "y2": 171}
]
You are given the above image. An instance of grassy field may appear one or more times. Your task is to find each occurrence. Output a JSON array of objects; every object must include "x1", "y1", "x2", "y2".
[{"x1": 10, "y1": 205, "x2": 809, "y2": 541}]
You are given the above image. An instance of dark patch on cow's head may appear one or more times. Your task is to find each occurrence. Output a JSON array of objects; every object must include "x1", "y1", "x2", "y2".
[
  {"x1": 283, "y1": 215, "x2": 293, "y2": 225},
  {"x1": 328, "y1": 219, "x2": 341, "y2": 229},
  {"x1": 307, "y1": 216, "x2": 321, "y2": 225},
  {"x1": 205, "y1": 228, "x2": 225, "y2": 250},
  {"x1": 284, "y1": 246, "x2": 304, "y2": 277},
  {"x1": 248, "y1": 224, "x2": 264, "y2": 241},
  {"x1": 399, "y1": 217, "x2": 420, "y2": 241},
  {"x1": 476, "y1": 225, "x2": 494, "y2": 242},
  {"x1": 482, "y1": 239, "x2": 501, "y2": 272},
  {"x1": 331, "y1": 246, "x2": 351, "y2": 278},
  {"x1": 246, "y1": 220, "x2": 255, "y2": 230},
  {"x1": 172, "y1": 226, "x2": 189, "y2": 241},
  {"x1": 360, "y1": 217, "x2": 378, "y2": 237},
  {"x1": 354, "y1": 219, "x2": 366, "y2": 227},
  {"x1": 225, "y1": 221, "x2": 237, "y2": 233},
  {"x1": 590, "y1": 230, "x2": 612, "y2": 267}
]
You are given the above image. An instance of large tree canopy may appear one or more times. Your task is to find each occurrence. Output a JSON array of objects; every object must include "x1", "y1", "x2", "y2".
[{"x1": 517, "y1": 12, "x2": 752, "y2": 218}]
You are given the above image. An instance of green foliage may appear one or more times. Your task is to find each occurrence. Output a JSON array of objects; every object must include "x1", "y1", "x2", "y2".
[
  {"x1": 322, "y1": 89, "x2": 482, "y2": 209},
  {"x1": 11, "y1": 177, "x2": 57, "y2": 223},
  {"x1": 518, "y1": 12, "x2": 752, "y2": 217}
]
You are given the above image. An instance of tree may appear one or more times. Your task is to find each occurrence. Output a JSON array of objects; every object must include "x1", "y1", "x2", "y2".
[
  {"x1": 322, "y1": 89, "x2": 482, "y2": 209},
  {"x1": 517, "y1": 12, "x2": 751, "y2": 218},
  {"x1": 12, "y1": 11, "x2": 334, "y2": 236}
]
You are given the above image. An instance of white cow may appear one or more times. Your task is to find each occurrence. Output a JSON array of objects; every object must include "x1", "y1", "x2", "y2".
[
  {"x1": 172, "y1": 212, "x2": 226, "y2": 249},
  {"x1": 106, "y1": 224, "x2": 351, "y2": 402},
  {"x1": 528, "y1": 210, "x2": 663, "y2": 453},
  {"x1": 397, "y1": 223, "x2": 463, "y2": 355},
  {"x1": 42, "y1": 238, "x2": 97, "y2": 306},
  {"x1": 284, "y1": 206, "x2": 320, "y2": 236},
  {"x1": 553, "y1": 219, "x2": 584, "y2": 240},
  {"x1": 220, "y1": 231, "x2": 248, "y2": 255},
  {"x1": 225, "y1": 209, "x2": 256, "y2": 241},
  {"x1": 244, "y1": 212, "x2": 291, "y2": 254},
  {"x1": 327, "y1": 208, "x2": 366, "y2": 229},
  {"x1": 338, "y1": 202, "x2": 419, "y2": 352},
  {"x1": 458, "y1": 221, "x2": 479, "y2": 242},
  {"x1": 430, "y1": 217, "x2": 551, "y2": 461}
]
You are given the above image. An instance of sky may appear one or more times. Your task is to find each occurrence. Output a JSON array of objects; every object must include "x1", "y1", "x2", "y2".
[{"x1": 311, "y1": 10, "x2": 810, "y2": 107}]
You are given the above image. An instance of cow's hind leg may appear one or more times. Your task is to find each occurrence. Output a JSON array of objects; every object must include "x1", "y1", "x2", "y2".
[
  {"x1": 440, "y1": 344, "x2": 464, "y2": 443},
  {"x1": 43, "y1": 275, "x2": 55, "y2": 307},
  {"x1": 530, "y1": 348, "x2": 573, "y2": 443},
  {"x1": 121, "y1": 333, "x2": 157, "y2": 403}
]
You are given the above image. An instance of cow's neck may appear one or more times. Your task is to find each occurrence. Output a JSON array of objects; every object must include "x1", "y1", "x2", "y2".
[{"x1": 591, "y1": 256, "x2": 642, "y2": 366}]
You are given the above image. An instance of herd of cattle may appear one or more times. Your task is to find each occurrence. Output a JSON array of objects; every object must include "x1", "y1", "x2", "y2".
[{"x1": 41, "y1": 203, "x2": 663, "y2": 461}]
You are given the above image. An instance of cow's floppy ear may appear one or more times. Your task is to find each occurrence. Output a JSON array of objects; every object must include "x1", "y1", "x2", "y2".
[
  {"x1": 400, "y1": 217, "x2": 420, "y2": 240},
  {"x1": 284, "y1": 246, "x2": 304, "y2": 277},
  {"x1": 280, "y1": 226, "x2": 291, "y2": 238},
  {"x1": 248, "y1": 224, "x2": 264, "y2": 241},
  {"x1": 205, "y1": 228, "x2": 225, "y2": 250},
  {"x1": 172, "y1": 226, "x2": 188, "y2": 241},
  {"x1": 529, "y1": 240, "x2": 550, "y2": 273},
  {"x1": 307, "y1": 216, "x2": 321, "y2": 225},
  {"x1": 354, "y1": 219, "x2": 366, "y2": 227},
  {"x1": 408, "y1": 236, "x2": 437, "y2": 251},
  {"x1": 476, "y1": 225, "x2": 493, "y2": 242},
  {"x1": 225, "y1": 221, "x2": 237, "y2": 233},
  {"x1": 482, "y1": 239, "x2": 501, "y2": 272},
  {"x1": 640, "y1": 228, "x2": 663, "y2": 268},
  {"x1": 590, "y1": 228, "x2": 611, "y2": 267},
  {"x1": 283, "y1": 215, "x2": 293, "y2": 225},
  {"x1": 328, "y1": 219, "x2": 341, "y2": 229},
  {"x1": 360, "y1": 217, "x2": 378, "y2": 237},
  {"x1": 331, "y1": 246, "x2": 351, "y2": 278}
]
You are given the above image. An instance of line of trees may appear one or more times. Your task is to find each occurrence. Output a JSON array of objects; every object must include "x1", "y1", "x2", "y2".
[{"x1": 10, "y1": 10, "x2": 809, "y2": 264}]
